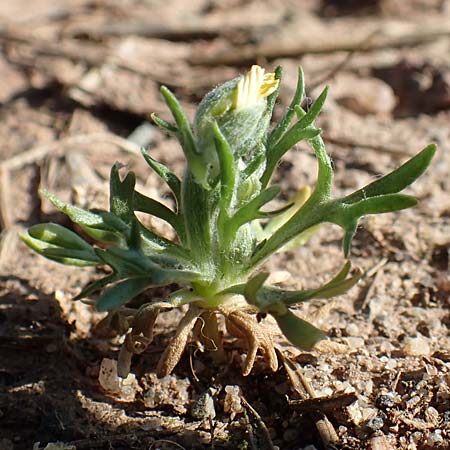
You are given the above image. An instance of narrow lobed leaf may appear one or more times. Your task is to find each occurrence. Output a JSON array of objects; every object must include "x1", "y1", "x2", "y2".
[
  {"x1": 229, "y1": 185, "x2": 281, "y2": 234},
  {"x1": 267, "y1": 66, "x2": 305, "y2": 149},
  {"x1": 261, "y1": 127, "x2": 322, "y2": 187},
  {"x1": 213, "y1": 121, "x2": 236, "y2": 213},
  {"x1": 272, "y1": 309, "x2": 326, "y2": 350},
  {"x1": 110, "y1": 164, "x2": 136, "y2": 222},
  {"x1": 141, "y1": 148, "x2": 181, "y2": 204},
  {"x1": 133, "y1": 190, "x2": 185, "y2": 240},
  {"x1": 20, "y1": 229, "x2": 99, "y2": 266},
  {"x1": 28, "y1": 223, "x2": 93, "y2": 251},
  {"x1": 342, "y1": 144, "x2": 437, "y2": 205},
  {"x1": 151, "y1": 113, "x2": 178, "y2": 133},
  {"x1": 160, "y1": 86, "x2": 209, "y2": 188},
  {"x1": 295, "y1": 86, "x2": 329, "y2": 130},
  {"x1": 96, "y1": 277, "x2": 154, "y2": 311}
]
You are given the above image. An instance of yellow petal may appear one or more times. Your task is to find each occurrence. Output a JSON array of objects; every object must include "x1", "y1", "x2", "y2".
[{"x1": 233, "y1": 65, "x2": 279, "y2": 110}]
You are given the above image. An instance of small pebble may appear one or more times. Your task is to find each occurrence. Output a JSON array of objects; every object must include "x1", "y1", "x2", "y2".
[
  {"x1": 427, "y1": 429, "x2": 444, "y2": 444},
  {"x1": 402, "y1": 335, "x2": 432, "y2": 356},
  {"x1": 191, "y1": 392, "x2": 216, "y2": 420},
  {"x1": 345, "y1": 323, "x2": 360, "y2": 336},
  {"x1": 98, "y1": 358, "x2": 137, "y2": 401},
  {"x1": 332, "y1": 73, "x2": 396, "y2": 115},
  {"x1": 344, "y1": 337, "x2": 365, "y2": 348},
  {"x1": 376, "y1": 394, "x2": 396, "y2": 408},
  {"x1": 223, "y1": 385, "x2": 243, "y2": 419},
  {"x1": 366, "y1": 415, "x2": 385, "y2": 431},
  {"x1": 410, "y1": 431, "x2": 423, "y2": 445}
]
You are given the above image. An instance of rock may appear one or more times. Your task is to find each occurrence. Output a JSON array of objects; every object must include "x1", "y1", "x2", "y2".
[
  {"x1": 98, "y1": 358, "x2": 138, "y2": 401},
  {"x1": 223, "y1": 385, "x2": 243, "y2": 419},
  {"x1": 144, "y1": 373, "x2": 190, "y2": 414},
  {"x1": 331, "y1": 73, "x2": 396, "y2": 115},
  {"x1": 191, "y1": 392, "x2": 216, "y2": 420},
  {"x1": 402, "y1": 335, "x2": 432, "y2": 356}
]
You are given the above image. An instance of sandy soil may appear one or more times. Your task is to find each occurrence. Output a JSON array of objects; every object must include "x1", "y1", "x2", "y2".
[{"x1": 1, "y1": 1, "x2": 449, "y2": 449}]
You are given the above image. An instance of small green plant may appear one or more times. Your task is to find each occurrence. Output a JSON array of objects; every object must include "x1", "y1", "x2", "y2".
[{"x1": 21, "y1": 66, "x2": 435, "y2": 377}]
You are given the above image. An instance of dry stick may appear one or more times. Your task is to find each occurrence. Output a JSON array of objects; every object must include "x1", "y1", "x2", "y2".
[
  {"x1": 0, "y1": 132, "x2": 141, "y2": 230},
  {"x1": 290, "y1": 392, "x2": 358, "y2": 414},
  {"x1": 66, "y1": 21, "x2": 223, "y2": 40},
  {"x1": 279, "y1": 351, "x2": 340, "y2": 447},
  {"x1": 191, "y1": 17, "x2": 450, "y2": 65},
  {"x1": 308, "y1": 29, "x2": 379, "y2": 92},
  {"x1": 322, "y1": 133, "x2": 412, "y2": 158},
  {"x1": 0, "y1": 29, "x2": 107, "y2": 67},
  {"x1": 240, "y1": 395, "x2": 276, "y2": 450},
  {"x1": 242, "y1": 407, "x2": 258, "y2": 450},
  {"x1": 360, "y1": 258, "x2": 389, "y2": 311}
]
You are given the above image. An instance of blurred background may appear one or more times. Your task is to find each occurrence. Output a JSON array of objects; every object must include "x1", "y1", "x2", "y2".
[{"x1": 1, "y1": 1, "x2": 450, "y2": 449}]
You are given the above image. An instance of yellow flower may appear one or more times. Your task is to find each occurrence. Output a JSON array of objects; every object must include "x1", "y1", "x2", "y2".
[{"x1": 232, "y1": 65, "x2": 279, "y2": 110}]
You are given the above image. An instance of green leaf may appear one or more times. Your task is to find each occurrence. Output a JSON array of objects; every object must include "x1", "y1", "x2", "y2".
[
  {"x1": 96, "y1": 277, "x2": 154, "y2": 311},
  {"x1": 95, "y1": 247, "x2": 148, "y2": 276},
  {"x1": 261, "y1": 127, "x2": 321, "y2": 187},
  {"x1": 251, "y1": 131, "x2": 337, "y2": 268},
  {"x1": 28, "y1": 223, "x2": 93, "y2": 251},
  {"x1": 228, "y1": 185, "x2": 280, "y2": 235},
  {"x1": 243, "y1": 272, "x2": 270, "y2": 306},
  {"x1": 342, "y1": 144, "x2": 437, "y2": 204},
  {"x1": 133, "y1": 190, "x2": 185, "y2": 240},
  {"x1": 329, "y1": 194, "x2": 417, "y2": 256},
  {"x1": 294, "y1": 86, "x2": 328, "y2": 130},
  {"x1": 41, "y1": 190, "x2": 127, "y2": 244},
  {"x1": 110, "y1": 164, "x2": 136, "y2": 222},
  {"x1": 267, "y1": 66, "x2": 305, "y2": 149},
  {"x1": 42, "y1": 247, "x2": 102, "y2": 262},
  {"x1": 241, "y1": 262, "x2": 361, "y2": 311},
  {"x1": 141, "y1": 148, "x2": 181, "y2": 204},
  {"x1": 213, "y1": 121, "x2": 236, "y2": 213},
  {"x1": 20, "y1": 225, "x2": 99, "y2": 266},
  {"x1": 160, "y1": 86, "x2": 209, "y2": 188},
  {"x1": 262, "y1": 86, "x2": 328, "y2": 187},
  {"x1": 75, "y1": 273, "x2": 119, "y2": 299},
  {"x1": 150, "y1": 113, "x2": 178, "y2": 133},
  {"x1": 344, "y1": 194, "x2": 417, "y2": 216},
  {"x1": 273, "y1": 309, "x2": 326, "y2": 350}
]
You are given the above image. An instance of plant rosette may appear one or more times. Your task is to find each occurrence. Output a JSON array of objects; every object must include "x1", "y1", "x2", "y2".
[{"x1": 21, "y1": 65, "x2": 436, "y2": 377}]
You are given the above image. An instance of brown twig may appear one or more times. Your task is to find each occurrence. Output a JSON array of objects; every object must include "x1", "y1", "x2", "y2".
[
  {"x1": 279, "y1": 350, "x2": 340, "y2": 447},
  {"x1": 359, "y1": 258, "x2": 389, "y2": 311},
  {"x1": 240, "y1": 394, "x2": 276, "y2": 450},
  {"x1": 289, "y1": 392, "x2": 358, "y2": 414},
  {"x1": 323, "y1": 133, "x2": 412, "y2": 158},
  {"x1": 309, "y1": 29, "x2": 379, "y2": 92},
  {"x1": 0, "y1": 29, "x2": 106, "y2": 67},
  {"x1": 191, "y1": 17, "x2": 450, "y2": 65}
]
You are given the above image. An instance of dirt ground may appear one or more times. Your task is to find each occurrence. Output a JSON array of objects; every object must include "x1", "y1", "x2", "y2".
[{"x1": 1, "y1": 1, "x2": 450, "y2": 449}]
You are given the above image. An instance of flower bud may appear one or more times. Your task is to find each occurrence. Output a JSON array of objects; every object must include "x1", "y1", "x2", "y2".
[{"x1": 194, "y1": 65, "x2": 279, "y2": 180}]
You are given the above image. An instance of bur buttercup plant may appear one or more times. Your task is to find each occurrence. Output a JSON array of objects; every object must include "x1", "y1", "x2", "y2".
[{"x1": 21, "y1": 65, "x2": 436, "y2": 377}]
